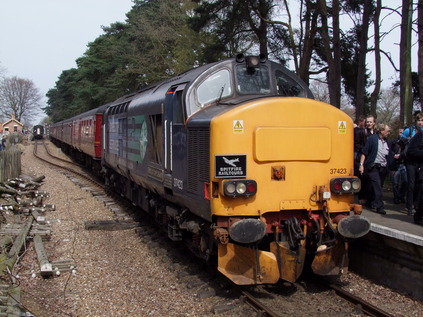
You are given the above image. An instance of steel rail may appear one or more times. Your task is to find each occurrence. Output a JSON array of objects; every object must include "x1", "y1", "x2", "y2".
[
  {"x1": 327, "y1": 282, "x2": 395, "y2": 317},
  {"x1": 33, "y1": 141, "x2": 104, "y2": 190},
  {"x1": 41, "y1": 141, "x2": 84, "y2": 167},
  {"x1": 240, "y1": 289, "x2": 280, "y2": 317}
]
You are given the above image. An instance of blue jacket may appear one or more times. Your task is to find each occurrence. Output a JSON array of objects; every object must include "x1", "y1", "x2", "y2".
[{"x1": 401, "y1": 125, "x2": 421, "y2": 138}]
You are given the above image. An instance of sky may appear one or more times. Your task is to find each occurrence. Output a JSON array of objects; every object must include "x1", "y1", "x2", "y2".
[{"x1": 0, "y1": 0, "x2": 134, "y2": 123}]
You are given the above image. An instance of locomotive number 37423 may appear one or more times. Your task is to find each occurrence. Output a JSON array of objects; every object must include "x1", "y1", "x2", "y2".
[{"x1": 330, "y1": 168, "x2": 347, "y2": 174}]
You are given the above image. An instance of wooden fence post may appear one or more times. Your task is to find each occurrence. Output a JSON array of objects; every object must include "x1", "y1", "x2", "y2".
[{"x1": 0, "y1": 145, "x2": 21, "y2": 183}]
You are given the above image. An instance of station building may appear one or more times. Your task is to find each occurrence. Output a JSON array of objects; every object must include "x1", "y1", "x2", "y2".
[{"x1": 1, "y1": 114, "x2": 24, "y2": 134}]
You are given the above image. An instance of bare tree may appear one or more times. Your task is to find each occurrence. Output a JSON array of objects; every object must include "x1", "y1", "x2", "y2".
[
  {"x1": 0, "y1": 76, "x2": 42, "y2": 123},
  {"x1": 0, "y1": 64, "x2": 5, "y2": 79},
  {"x1": 309, "y1": 80, "x2": 331, "y2": 104},
  {"x1": 377, "y1": 88, "x2": 400, "y2": 126},
  {"x1": 309, "y1": 80, "x2": 354, "y2": 117}
]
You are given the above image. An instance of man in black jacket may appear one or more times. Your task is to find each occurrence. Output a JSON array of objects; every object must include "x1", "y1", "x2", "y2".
[
  {"x1": 407, "y1": 130, "x2": 423, "y2": 224},
  {"x1": 401, "y1": 112, "x2": 423, "y2": 215},
  {"x1": 358, "y1": 124, "x2": 397, "y2": 215}
]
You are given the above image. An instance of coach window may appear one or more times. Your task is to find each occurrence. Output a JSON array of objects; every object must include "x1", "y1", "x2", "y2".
[{"x1": 196, "y1": 69, "x2": 232, "y2": 108}]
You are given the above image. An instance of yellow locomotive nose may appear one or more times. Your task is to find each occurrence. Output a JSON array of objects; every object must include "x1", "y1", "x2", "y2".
[{"x1": 210, "y1": 96, "x2": 370, "y2": 284}]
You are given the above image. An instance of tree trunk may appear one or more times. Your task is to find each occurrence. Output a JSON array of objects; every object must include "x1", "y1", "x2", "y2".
[
  {"x1": 297, "y1": 0, "x2": 319, "y2": 84},
  {"x1": 332, "y1": 0, "x2": 341, "y2": 109},
  {"x1": 370, "y1": 0, "x2": 381, "y2": 115},
  {"x1": 355, "y1": 0, "x2": 371, "y2": 118},
  {"x1": 318, "y1": 0, "x2": 341, "y2": 108},
  {"x1": 400, "y1": 0, "x2": 413, "y2": 125}
]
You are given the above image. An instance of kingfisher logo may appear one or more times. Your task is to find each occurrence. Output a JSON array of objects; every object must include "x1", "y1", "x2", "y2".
[{"x1": 215, "y1": 155, "x2": 246, "y2": 178}]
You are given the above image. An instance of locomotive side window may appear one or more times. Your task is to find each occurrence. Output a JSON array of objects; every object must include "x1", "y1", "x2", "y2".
[
  {"x1": 131, "y1": 117, "x2": 136, "y2": 131},
  {"x1": 235, "y1": 65, "x2": 270, "y2": 94},
  {"x1": 196, "y1": 69, "x2": 232, "y2": 107},
  {"x1": 118, "y1": 118, "x2": 127, "y2": 157},
  {"x1": 173, "y1": 90, "x2": 185, "y2": 124},
  {"x1": 275, "y1": 70, "x2": 305, "y2": 97},
  {"x1": 118, "y1": 118, "x2": 126, "y2": 135},
  {"x1": 149, "y1": 114, "x2": 163, "y2": 164}
]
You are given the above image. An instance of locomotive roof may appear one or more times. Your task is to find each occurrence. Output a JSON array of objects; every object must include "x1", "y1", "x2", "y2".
[
  {"x1": 51, "y1": 56, "x2": 312, "y2": 126},
  {"x1": 109, "y1": 60, "x2": 221, "y2": 105},
  {"x1": 108, "y1": 56, "x2": 312, "y2": 114}
]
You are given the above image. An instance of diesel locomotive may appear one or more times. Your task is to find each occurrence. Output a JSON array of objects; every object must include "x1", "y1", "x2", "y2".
[
  {"x1": 49, "y1": 55, "x2": 370, "y2": 285},
  {"x1": 32, "y1": 125, "x2": 44, "y2": 140}
]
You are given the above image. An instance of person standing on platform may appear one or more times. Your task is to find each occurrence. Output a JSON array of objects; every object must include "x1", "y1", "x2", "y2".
[
  {"x1": 365, "y1": 114, "x2": 377, "y2": 137},
  {"x1": 389, "y1": 127, "x2": 408, "y2": 204},
  {"x1": 1, "y1": 135, "x2": 6, "y2": 150},
  {"x1": 401, "y1": 112, "x2": 423, "y2": 215},
  {"x1": 407, "y1": 129, "x2": 423, "y2": 224},
  {"x1": 358, "y1": 115, "x2": 377, "y2": 204},
  {"x1": 354, "y1": 115, "x2": 367, "y2": 175},
  {"x1": 359, "y1": 123, "x2": 396, "y2": 215}
]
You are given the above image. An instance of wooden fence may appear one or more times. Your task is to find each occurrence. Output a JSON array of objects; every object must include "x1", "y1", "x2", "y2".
[{"x1": 0, "y1": 145, "x2": 21, "y2": 183}]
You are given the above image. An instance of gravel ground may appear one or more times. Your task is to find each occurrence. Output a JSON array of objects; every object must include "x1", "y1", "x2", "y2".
[
  {"x1": 12, "y1": 141, "x2": 423, "y2": 317},
  {"x1": 16, "y1": 142, "x2": 217, "y2": 316}
]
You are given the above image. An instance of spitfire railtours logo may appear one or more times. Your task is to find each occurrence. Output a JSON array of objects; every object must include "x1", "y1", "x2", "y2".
[{"x1": 215, "y1": 155, "x2": 246, "y2": 178}]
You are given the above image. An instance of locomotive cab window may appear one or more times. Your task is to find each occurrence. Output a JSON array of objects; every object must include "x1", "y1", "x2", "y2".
[
  {"x1": 236, "y1": 64, "x2": 270, "y2": 95},
  {"x1": 275, "y1": 70, "x2": 305, "y2": 97},
  {"x1": 196, "y1": 69, "x2": 232, "y2": 107}
]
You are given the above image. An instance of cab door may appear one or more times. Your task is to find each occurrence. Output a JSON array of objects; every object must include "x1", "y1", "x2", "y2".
[{"x1": 163, "y1": 84, "x2": 187, "y2": 194}]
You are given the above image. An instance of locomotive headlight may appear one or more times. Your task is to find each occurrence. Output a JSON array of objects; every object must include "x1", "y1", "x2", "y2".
[
  {"x1": 330, "y1": 177, "x2": 361, "y2": 194},
  {"x1": 223, "y1": 180, "x2": 257, "y2": 198},
  {"x1": 351, "y1": 179, "x2": 361, "y2": 191},
  {"x1": 342, "y1": 180, "x2": 351, "y2": 191},
  {"x1": 236, "y1": 182, "x2": 246, "y2": 194},
  {"x1": 226, "y1": 183, "x2": 236, "y2": 195}
]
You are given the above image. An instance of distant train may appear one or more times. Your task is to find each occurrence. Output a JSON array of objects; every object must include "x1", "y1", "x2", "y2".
[
  {"x1": 32, "y1": 125, "x2": 44, "y2": 140},
  {"x1": 49, "y1": 55, "x2": 370, "y2": 285}
]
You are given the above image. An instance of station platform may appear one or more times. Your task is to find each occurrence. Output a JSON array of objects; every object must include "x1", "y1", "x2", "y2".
[
  {"x1": 360, "y1": 190, "x2": 423, "y2": 246},
  {"x1": 349, "y1": 191, "x2": 423, "y2": 300}
]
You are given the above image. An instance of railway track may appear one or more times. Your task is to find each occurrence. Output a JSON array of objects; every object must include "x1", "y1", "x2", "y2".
[
  {"x1": 33, "y1": 140, "x2": 104, "y2": 190},
  {"x1": 30, "y1": 140, "x2": 396, "y2": 317},
  {"x1": 235, "y1": 278, "x2": 395, "y2": 317},
  {"x1": 324, "y1": 281, "x2": 395, "y2": 317},
  {"x1": 32, "y1": 140, "x2": 140, "y2": 226}
]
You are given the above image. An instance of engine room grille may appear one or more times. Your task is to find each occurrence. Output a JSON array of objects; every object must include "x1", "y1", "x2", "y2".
[{"x1": 187, "y1": 128, "x2": 210, "y2": 194}]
